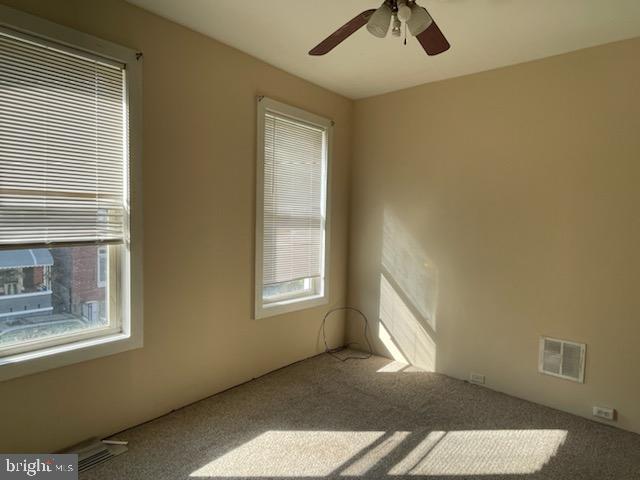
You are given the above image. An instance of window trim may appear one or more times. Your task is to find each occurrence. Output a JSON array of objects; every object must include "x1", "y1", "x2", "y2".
[
  {"x1": 254, "y1": 97, "x2": 332, "y2": 320},
  {"x1": 0, "y1": 4, "x2": 143, "y2": 382}
]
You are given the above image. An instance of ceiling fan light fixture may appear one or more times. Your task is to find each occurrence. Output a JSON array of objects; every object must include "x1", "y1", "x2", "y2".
[
  {"x1": 366, "y1": 2, "x2": 392, "y2": 38},
  {"x1": 407, "y1": 5, "x2": 433, "y2": 36},
  {"x1": 308, "y1": 3, "x2": 449, "y2": 57}
]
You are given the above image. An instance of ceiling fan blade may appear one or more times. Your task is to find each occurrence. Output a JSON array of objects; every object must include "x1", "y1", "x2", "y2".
[
  {"x1": 309, "y1": 10, "x2": 376, "y2": 56},
  {"x1": 416, "y1": 19, "x2": 450, "y2": 56}
]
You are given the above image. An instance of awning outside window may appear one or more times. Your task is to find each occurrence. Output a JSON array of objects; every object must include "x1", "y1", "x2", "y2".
[{"x1": 0, "y1": 248, "x2": 53, "y2": 269}]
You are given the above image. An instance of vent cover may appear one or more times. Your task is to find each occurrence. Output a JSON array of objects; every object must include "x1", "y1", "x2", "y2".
[
  {"x1": 62, "y1": 437, "x2": 127, "y2": 473},
  {"x1": 539, "y1": 336, "x2": 586, "y2": 383}
]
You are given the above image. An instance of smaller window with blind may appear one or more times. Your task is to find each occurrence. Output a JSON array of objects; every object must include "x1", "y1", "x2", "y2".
[
  {"x1": 255, "y1": 98, "x2": 331, "y2": 319},
  {"x1": 0, "y1": 6, "x2": 141, "y2": 378}
]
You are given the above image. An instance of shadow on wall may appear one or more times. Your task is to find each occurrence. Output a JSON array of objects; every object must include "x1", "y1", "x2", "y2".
[{"x1": 366, "y1": 208, "x2": 439, "y2": 371}]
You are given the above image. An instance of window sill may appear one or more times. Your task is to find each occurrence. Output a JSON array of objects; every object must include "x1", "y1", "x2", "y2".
[
  {"x1": 0, "y1": 330, "x2": 142, "y2": 382},
  {"x1": 256, "y1": 293, "x2": 328, "y2": 319}
]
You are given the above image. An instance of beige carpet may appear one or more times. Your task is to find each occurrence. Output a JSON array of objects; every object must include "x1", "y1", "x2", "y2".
[{"x1": 82, "y1": 352, "x2": 640, "y2": 480}]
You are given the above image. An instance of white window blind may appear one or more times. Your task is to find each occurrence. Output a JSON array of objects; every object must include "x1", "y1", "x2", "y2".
[
  {"x1": 0, "y1": 29, "x2": 127, "y2": 248},
  {"x1": 262, "y1": 112, "x2": 326, "y2": 287}
]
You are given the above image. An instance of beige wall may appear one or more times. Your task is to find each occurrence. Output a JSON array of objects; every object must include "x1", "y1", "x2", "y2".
[
  {"x1": 348, "y1": 37, "x2": 640, "y2": 434},
  {"x1": 0, "y1": 0, "x2": 352, "y2": 452}
]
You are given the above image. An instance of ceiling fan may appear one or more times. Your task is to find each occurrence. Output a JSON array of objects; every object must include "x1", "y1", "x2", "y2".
[{"x1": 309, "y1": 0, "x2": 450, "y2": 57}]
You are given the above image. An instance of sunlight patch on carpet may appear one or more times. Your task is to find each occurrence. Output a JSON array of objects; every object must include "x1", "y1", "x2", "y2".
[
  {"x1": 191, "y1": 429, "x2": 567, "y2": 477},
  {"x1": 390, "y1": 429, "x2": 568, "y2": 476},
  {"x1": 190, "y1": 431, "x2": 385, "y2": 477}
]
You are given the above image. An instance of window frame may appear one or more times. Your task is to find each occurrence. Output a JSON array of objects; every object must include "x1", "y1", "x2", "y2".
[
  {"x1": 254, "y1": 97, "x2": 332, "y2": 320},
  {"x1": 0, "y1": 5, "x2": 143, "y2": 382}
]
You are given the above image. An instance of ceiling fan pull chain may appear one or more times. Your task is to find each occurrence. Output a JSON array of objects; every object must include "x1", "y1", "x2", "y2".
[{"x1": 403, "y1": 23, "x2": 407, "y2": 45}]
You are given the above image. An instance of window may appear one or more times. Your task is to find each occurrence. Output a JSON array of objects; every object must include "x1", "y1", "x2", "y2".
[
  {"x1": 0, "y1": 6, "x2": 142, "y2": 380},
  {"x1": 255, "y1": 97, "x2": 331, "y2": 319},
  {"x1": 0, "y1": 246, "x2": 109, "y2": 353}
]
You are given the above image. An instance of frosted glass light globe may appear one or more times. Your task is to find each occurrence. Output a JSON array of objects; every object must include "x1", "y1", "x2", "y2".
[
  {"x1": 366, "y1": 2, "x2": 392, "y2": 38},
  {"x1": 407, "y1": 5, "x2": 433, "y2": 36},
  {"x1": 397, "y1": 3, "x2": 412, "y2": 22}
]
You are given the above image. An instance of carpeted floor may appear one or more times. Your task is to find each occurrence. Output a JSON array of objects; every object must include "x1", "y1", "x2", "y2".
[{"x1": 82, "y1": 352, "x2": 640, "y2": 480}]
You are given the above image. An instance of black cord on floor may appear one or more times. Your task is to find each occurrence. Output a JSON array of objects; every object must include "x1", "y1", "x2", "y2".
[{"x1": 321, "y1": 306, "x2": 373, "y2": 361}]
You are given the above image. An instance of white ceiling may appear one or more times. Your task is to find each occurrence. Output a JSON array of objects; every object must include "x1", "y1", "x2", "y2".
[{"x1": 127, "y1": 0, "x2": 640, "y2": 99}]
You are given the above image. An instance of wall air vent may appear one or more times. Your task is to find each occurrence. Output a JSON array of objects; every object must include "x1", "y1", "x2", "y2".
[{"x1": 538, "y1": 336, "x2": 586, "y2": 383}]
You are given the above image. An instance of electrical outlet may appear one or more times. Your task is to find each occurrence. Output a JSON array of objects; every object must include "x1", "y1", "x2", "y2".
[
  {"x1": 470, "y1": 373, "x2": 485, "y2": 385},
  {"x1": 593, "y1": 406, "x2": 616, "y2": 421}
]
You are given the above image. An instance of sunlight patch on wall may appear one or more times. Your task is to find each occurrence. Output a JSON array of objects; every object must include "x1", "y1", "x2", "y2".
[
  {"x1": 390, "y1": 429, "x2": 568, "y2": 476},
  {"x1": 189, "y1": 431, "x2": 385, "y2": 477},
  {"x1": 379, "y1": 274, "x2": 436, "y2": 371},
  {"x1": 378, "y1": 321, "x2": 410, "y2": 365},
  {"x1": 382, "y1": 209, "x2": 439, "y2": 331}
]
